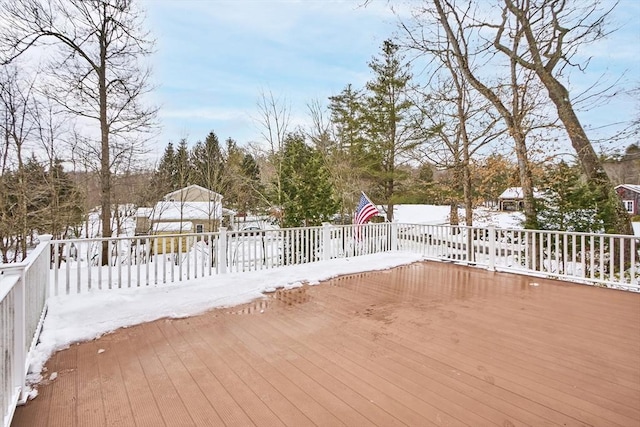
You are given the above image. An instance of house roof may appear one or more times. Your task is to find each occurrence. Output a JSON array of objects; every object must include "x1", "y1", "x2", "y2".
[
  {"x1": 152, "y1": 221, "x2": 193, "y2": 232},
  {"x1": 615, "y1": 184, "x2": 640, "y2": 194},
  {"x1": 149, "y1": 201, "x2": 222, "y2": 221},
  {"x1": 498, "y1": 187, "x2": 543, "y2": 199},
  {"x1": 164, "y1": 185, "x2": 223, "y2": 201}
]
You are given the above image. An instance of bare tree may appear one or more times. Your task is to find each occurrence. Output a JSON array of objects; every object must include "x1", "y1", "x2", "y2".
[
  {"x1": 254, "y1": 90, "x2": 291, "y2": 221},
  {"x1": 402, "y1": 0, "x2": 552, "y2": 229},
  {"x1": 0, "y1": 65, "x2": 37, "y2": 259},
  {"x1": 0, "y1": 0, "x2": 158, "y2": 264},
  {"x1": 411, "y1": 47, "x2": 503, "y2": 228},
  {"x1": 491, "y1": 0, "x2": 632, "y2": 235}
]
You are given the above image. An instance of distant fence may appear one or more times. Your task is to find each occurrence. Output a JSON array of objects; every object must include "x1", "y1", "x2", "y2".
[
  {"x1": 0, "y1": 223, "x2": 638, "y2": 427},
  {"x1": 0, "y1": 236, "x2": 51, "y2": 427}
]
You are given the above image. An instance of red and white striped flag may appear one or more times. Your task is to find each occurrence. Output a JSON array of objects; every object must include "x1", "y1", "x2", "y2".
[{"x1": 354, "y1": 192, "x2": 379, "y2": 225}]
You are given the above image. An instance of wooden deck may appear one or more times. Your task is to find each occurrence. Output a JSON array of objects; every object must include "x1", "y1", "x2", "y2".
[{"x1": 12, "y1": 262, "x2": 640, "y2": 427}]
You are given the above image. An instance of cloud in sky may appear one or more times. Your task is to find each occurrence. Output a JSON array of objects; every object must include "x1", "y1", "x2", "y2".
[
  {"x1": 142, "y1": 0, "x2": 639, "y2": 157},
  {"x1": 143, "y1": 0, "x2": 397, "y2": 152}
]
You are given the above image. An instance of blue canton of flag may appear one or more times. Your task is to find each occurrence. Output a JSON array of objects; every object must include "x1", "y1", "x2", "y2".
[{"x1": 354, "y1": 193, "x2": 379, "y2": 225}]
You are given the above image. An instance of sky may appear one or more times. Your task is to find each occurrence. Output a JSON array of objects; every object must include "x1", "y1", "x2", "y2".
[
  {"x1": 141, "y1": 0, "x2": 640, "y2": 161},
  {"x1": 142, "y1": 0, "x2": 398, "y2": 159}
]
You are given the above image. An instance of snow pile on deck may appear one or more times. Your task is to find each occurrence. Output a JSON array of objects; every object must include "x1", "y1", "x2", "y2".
[{"x1": 27, "y1": 252, "x2": 424, "y2": 385}]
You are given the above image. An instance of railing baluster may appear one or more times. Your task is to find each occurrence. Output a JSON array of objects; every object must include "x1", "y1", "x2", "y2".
[
  {"x1": 77, "y1": 246, "x2": 82, "y2": 293},
  {"x1": 53, "y1": 242, "x2": 59, "y2": 296},
  {"x1": 107, "y1": 240, "x2": 113, "y2": 290},
  {"x1": 178, "y1": 235, "x2": 183, "y2": 281},
  {"x1": 145, "y1": 238, "x2": 150, "y2": 286},
  {"x1": 598, "y1": 236, "x2": 604, "y2": 282},
  {"x1": 170, "y1": 238, "x2": 175, "y2": 283},
  {"x1": 127, "y1": 239, "x2": 132, "y2": 288},
  {"x1": 631, "y1": 238, "x2": 637, "y2": 288},
  {"x1": 86, "y1": 242, "x2": 91, "y2": 291},
  {"x1": 97, "y1": 241, "x2": 102, "y2": 291},
  {"x1": 608, "y1": 236, "x2": 614, "y2": 281},
  {"x1": 590, "y1": 235, "x2": 595, "y2": 281},
  {"x1": 618, "y1": 237, "x2": 624, "y2": 286}
]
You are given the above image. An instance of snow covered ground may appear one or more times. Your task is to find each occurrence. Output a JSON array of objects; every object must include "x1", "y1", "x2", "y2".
[
  {"x1": 389, "y1": 204, "x2": 524, "y2": 228},
  {"x1": 27, "y1": 251, "x2": 424, "y2": 386},
  {"x1": 391, "y1": 204, "x2": 640, "y2": 235}
]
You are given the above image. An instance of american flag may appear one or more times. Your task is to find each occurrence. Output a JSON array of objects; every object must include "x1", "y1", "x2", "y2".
[{"x1": 354, "y1": 193, "x2": 379, "y2": 225}]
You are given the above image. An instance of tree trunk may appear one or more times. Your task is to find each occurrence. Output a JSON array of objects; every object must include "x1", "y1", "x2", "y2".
[
  {"x1": 540, "y1": 75, "x2": 632, "y2": 235},
  {"x1": 450, "y1": 200, "x2": 459, "y2": 225},
  {"x1": 512, "y1": 130, "x2": 538, "y2": 229},
  {"x1": 99, "y1": 44, "x2": 111, "y2": 265}
]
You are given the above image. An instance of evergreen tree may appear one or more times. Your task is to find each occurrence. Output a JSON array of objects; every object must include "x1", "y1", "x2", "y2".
[
  {"x1": 278, "y1": 133, "x2": 338, "y2": 228},
  {"x1": 174, "y1": 139, "x2": 191, "y2": 190},
  {"x1": 329, "y1": 84, "x2": 367, "y2": 158},
  {"x1": 153, "y1": 142, "x2": 177, "y2": 198},
  {"x1": 363, "y1": 40, "x2": 418, "y2": 221},
  {"x1": 45, "y1": 158, "x2": 84, "y2": 239},
  {"x1": 222, "y1": 137, "x2": 244, "y2": 209},
  {"x1": 237, "y1": 152, "x2": 263, "y2": 213},
  {"x1": 191, "y1": 131, "x2": 225, "y2": 192},
  {"x1": 328, "y1": 84, "x2": 370, "y2": 213},
  {"x1": 537, "y1": 161, "x2": 602, "y2": 232}
]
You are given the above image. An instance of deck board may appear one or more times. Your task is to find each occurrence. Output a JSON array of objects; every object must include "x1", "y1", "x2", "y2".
[{"x1": 12, "y1": 261, "x2": 640, "y2": 427}]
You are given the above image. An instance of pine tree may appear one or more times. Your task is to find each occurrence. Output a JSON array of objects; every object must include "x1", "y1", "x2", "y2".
[
  {"x1": 537, "y1": 161, "x2": 602, "y2": 232},
  {"x1": 191, "y1": 131, "x2": 225, "y2": 192},
  {"x1": 363, "y1": 40, "x2": 418, "y2": 221},
  {"x1": 46, "y1": 158, "x2": 84, "y2": 239},
  {"x1": 153, "y1": 142, "x2": 177, "y2": 198},
  {"x1": 329, "y1": 84, "x2": 367, "y2": 157},
  {"x1": 278, "y1": 133, "x2": 338, "y2": 228},
  {"x1": 328, "y1": 84, "x2": 370, "y2": 213},
  {"x1": 174, "y1": 139, "x2": 191, "y2": 190}
]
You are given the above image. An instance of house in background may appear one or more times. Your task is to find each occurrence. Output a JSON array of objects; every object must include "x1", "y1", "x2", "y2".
[
  {"x1": 615, "y1": 184, "x2": 640, "y2": 216},
  {"x1": 135, "y1": 185, "x2": 235, "y2": 236},
  {"x1": 498, "y1": 187, "x2": 543, "y2": 211}
]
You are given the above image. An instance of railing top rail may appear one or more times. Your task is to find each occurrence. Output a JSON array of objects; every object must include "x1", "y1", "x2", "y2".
[
  {"x1": 0, "y1": 261, "x2": 29, "y2": 270},
  {"x1": 45, "y1": 222, "x2": 639, "y2": 246},
  {"x1": 395, "y1": 223, "x2": 639, "y2": 240},
  {"x1": 51, "y1": 231, "x2": 223, "y2": 245},
  {"x1": 0, "y1": 235, "x2": 51, "y2": 272},
  {"x1": 0, "y1": 273, "x2": 21, "y2": 301}
]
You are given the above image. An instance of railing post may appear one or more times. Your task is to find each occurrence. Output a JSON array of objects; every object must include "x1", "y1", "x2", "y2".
[
  {"x1": 322, "y1": 223, "x2": 332, "y2": 261},
  {"x1": 390, "y1": 222, "x2": 398, "y2": 251},
  {"x1": 218, "y1": 227, "x2": 228, "y2": 274},
  {"x1": 487, "y1": 226, "x2": 496, "y2": 271},
  {"x1": 39, "y1": 235, "x2": 52, "y2": 299},
  {"x1": 5, "y1": 266, "x2": 27, "y2": 404}
]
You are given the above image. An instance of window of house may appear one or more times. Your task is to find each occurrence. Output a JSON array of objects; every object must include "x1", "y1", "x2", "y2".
[
  {"x1": 195, "y1": 224, "x2": 204, "y2": 233},
  {"x1": 623, "y1": 200, "x2": 634, "y2": 214}
]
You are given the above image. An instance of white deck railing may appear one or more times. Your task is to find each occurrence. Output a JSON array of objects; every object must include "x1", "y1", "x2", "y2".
[
  {"x1": 48, "y1": 223, "x2": 394, "y2": 295},
  {"x1": 397, "y1": 224, "x2": 638, "y2": 291},
  {"x1": 1, "y1": 223, "x2": 638, "y2": 427},
  {"x1": 48, "y1": 223, "x2": 639, "y2": 296},
  {"x1": 1, "y1": 236, "x2": 51, "y2": 427}
]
